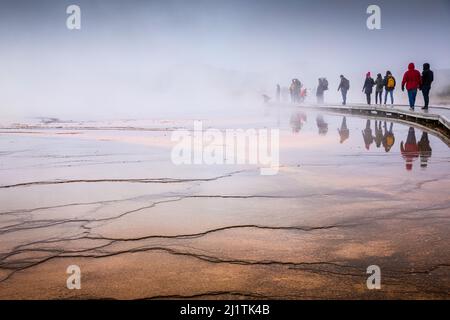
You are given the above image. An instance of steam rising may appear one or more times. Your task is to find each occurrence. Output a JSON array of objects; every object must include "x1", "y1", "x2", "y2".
[{"x1": 1, "y1": 0, "x2": 450, "y2": 120}]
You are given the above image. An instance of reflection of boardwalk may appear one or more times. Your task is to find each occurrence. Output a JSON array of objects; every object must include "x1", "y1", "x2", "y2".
[{"x1": 292, "y1": 103, "x2": 450, "y2": 146}]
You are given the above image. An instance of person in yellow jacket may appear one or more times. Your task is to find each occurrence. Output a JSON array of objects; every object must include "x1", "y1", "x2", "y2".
[
  {"x1": 383, "y1": 71, "x2": 396, "y2": 105},
  {"x1": 382, "y1": 121, "x2": 395, "y2": 152}
]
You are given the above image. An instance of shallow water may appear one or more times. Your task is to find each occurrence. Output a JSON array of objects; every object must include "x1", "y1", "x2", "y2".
[{"x1": 0, "y1": 108, "x2": 449, "y2": 299}]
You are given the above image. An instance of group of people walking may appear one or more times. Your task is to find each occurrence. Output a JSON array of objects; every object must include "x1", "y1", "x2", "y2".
[
  {"x1": 361, "y1": 63, "x2": 434, "y2": 110},
  {"x1": 288, "y1": 79, "x2": 306, "y2": 103},
  {"x1": 278, "y1": 62, "x2": 435, "y2": 110},
  {"x1": 362, "y1": 71, "x2": 396, "y2": 106}
]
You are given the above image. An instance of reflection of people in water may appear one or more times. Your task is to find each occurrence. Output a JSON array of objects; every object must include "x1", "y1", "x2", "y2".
[
  {"x1": 362, "y1": 120, "x2": 374, "y2": 150},
  {"x1": 418, "y1": 132, "x2": 432, "y2": 168},
  {"x1": 400, "y1": 127, "x2": 419, "y2": 171},
  {"x1": 316, "y1": 115, "x2": 328, "y2": 136},
  {"x1": 382, "y1": 122, "x2": 395, "y2": 152},
  {"x1": 290, "y1": 112, "x2": 307, "y2": 133},
  {"x1": 338, "y1": 117, "x2": 349, "y2": 144},
  {"x1": 374, "y1": 120, "x2": 383, "y2": 148}
]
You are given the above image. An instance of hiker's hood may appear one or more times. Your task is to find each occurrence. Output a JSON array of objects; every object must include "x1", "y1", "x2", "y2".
[
  {"x1": 366, "y1": 72, "x2": 371, "y2": 77},
  {"x1": 408, "y1": 63, "x2": 415, "y2": 70},
  {"x1": 423, "y1": 63, "x2": 430, "y2": 71}
]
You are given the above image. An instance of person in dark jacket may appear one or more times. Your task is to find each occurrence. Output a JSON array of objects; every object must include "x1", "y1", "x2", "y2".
[
  {"x1": 338, "y1": 116, "x2": 349, "y2": 144},
  {"x1": 417, "y1": 131, "x2": 432, "y2": 168},
  {"x1": 362, "y1": 119, "x2": 374, "y2": 150},
  {"x1": 383, "y1": 71, "x2": 396, "y2": 105},
  {"x1": 316, "y1": 78, "x2": 325, "y2": 104},
  {"x1": 316, "y1": 114, "x2": 328, "y2": 136},
  {"x1": 374, "y1": 120, "x2": 383, "y2": 147},
  {"x1": 338, "y1": 75, "x2": 350, "y2": 105},
  {"x1": 402, "y1": 63, "x2": 422, "y2": 110},
  {"x1": 374, "y1": 73, "x2": 383, "y2": 105},
  {"x1": 362, "y1": 72, "x2": 375, "y2": 105},
  {"x1": 421, "y1": 63, "x2": 434, "y2": 110}
]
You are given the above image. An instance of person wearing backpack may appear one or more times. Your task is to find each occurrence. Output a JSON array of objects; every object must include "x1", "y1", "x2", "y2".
[
  {"x1": 421, "y1": 63, "x2": 434, "y2": 110},
  {"x1": 316, "y1": 78, "x2": 324, "y2": 104},
  {"x1": 362, "y1": 119, "x2": 374, "y2": 150},
  {"x1": 382, "y1": 121, "x2": 395, "y2": 152},
  {"x1": 362, "y1": 72, "x2": 375, "y2": 105},
  {"x1": 383, "y1": 71, "x2": 396, "y2": 105},
  {"x1": 338, "y1": 75, "x2": 350, "y2": 105},
  {"x1": 322, "y1": 78, "x2": 329, "y2": 92},
  {"x1": 316, "y1": 78, "x2": 329, "y2": 104},
  {"x1": 402, "y1": 63, "x2": 422, "y2": 110},
  {"x1": 374, "y1": 73, "x2": 384, "y2": 105}
]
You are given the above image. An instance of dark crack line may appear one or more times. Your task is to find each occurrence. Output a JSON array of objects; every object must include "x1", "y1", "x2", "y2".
[
  {"x1": 140, "y1": 291, "x2": 288, "y2": 300},
  {"x1": 85, "y1": 223, "x2": 351, "y2": 242},
  {"x1": 0, "y1": 170, "x2": 247, "y2": 189},
  {"x1": 0, "y1": 223, "x2": 352, "y2": 265},
  {"x1": 0, "y1": 245, "x2": 360, "y2": 284},
  {"x1": 0, "y1": 231, "x2": 93, "y2": 262},
  {"x1": 0, "y1": 193, "x2": 327, "y2": 217},
  {"x1": 0, "y1": 241, "x2": 116, "y2": 282},
  {"x1": 0, "y1": 192, "x2": 346, "y2": 235},
  {"x1": 1, "y1": 243, "x2": 449, "y2": 288},
  {"x1": 0, "y1": 186, "x2": 207, "y2": 217},
  {"x1": 0, "y1": 197, "x2": 185, "y2": 235}
]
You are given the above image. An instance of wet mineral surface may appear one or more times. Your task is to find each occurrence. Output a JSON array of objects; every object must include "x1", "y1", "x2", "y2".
[{"x1": 0, "y1": 109, "x2": 449, "y2": 299}]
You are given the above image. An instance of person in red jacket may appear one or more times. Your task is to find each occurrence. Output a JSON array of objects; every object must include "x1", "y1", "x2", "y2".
[
  {"x1": 400, "y1": 127, "x2": 419, "y2": 171},
  {"x1": 401, "y1": 63, "x2": 422, "y2": 110}
]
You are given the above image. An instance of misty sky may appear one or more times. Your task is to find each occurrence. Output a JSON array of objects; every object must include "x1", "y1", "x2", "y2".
[{"x1": 1, "y1": 0, "x2": 450, "y2": 119}]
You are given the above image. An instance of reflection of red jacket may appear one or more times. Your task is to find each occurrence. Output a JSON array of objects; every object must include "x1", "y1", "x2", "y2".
[
  {"x1": 400, "y1": 142, "x2": 419, "y2": 157},
  {"x1": 400, "y1": 141, "x2": 419, "y2": 171},
  {"x1": 402, "y1": 63, "x2": 422, "y2": 90}
]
